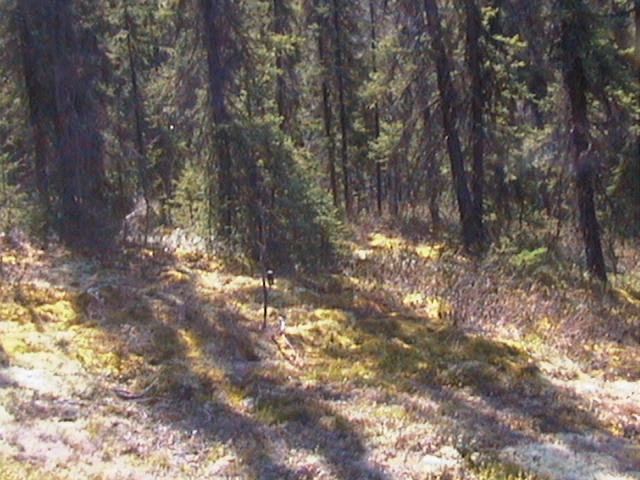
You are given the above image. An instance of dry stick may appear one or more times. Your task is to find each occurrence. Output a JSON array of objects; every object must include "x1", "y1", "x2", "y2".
[
  {"x1": 272, "y1": 333, "x2": 301, "y2": 367},
  {"x1": 261, "y1": 266, "x2": 269, "y2": 329},
  {"x1": 113, "y1": 377, "x2": 158, "y2": 400},
  {"x1": 258, "y1": 205, "x2": 270, "y2": 330}
]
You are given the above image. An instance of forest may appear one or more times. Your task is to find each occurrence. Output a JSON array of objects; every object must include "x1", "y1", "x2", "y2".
[{"x1": 0, "y1": 0, "x2": 639, "y2": 479}]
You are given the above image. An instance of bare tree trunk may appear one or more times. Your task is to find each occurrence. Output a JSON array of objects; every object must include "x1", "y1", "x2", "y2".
[
  {"x1": 464, "y1": 0, "x2": 485, "y2": 244},
  {"x1": 16, "y1": 6, "x2": 51, "y2": 211},
  {"x1": 560, "y1": 8, "x2": 607, "y2": 282},
  {"x1": 124, "y1": 7, "x2": 151, "y2": 245},
  {"x1": 422, "y1": 0, "x2": 479, "y2": 249},
  {"x1": 199, "y1": 0, "x2": 235, "y2": 232},
  {"x1": 274, "y1": 0, "x2": 287, "y2": 130},
  {"x1": 369, "y1": 0, "x2": 383, "y2": 215},
  {"x1": 635, "y1": 0, "x2": 640, "y2": 230},
  {"x1": 318, "y1": 33, "x2": 339, "y2": 207},
  {"x1": 273, "y1": 0, "x2": 298, "y2": 135},
  {"x1": 331, "y1": 0, "x2": 351, "y2": 214},
  {"x1": 422, "y1": 105, "x2": 441, "y2": 228},
  {"x1": 388, "y1": 156, "x2": 399, "y2": 216}
]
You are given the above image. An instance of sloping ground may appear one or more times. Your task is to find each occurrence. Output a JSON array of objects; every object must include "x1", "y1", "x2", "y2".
[{"x1": 0, "y1": 226, "x2": 639, "y2": 480}]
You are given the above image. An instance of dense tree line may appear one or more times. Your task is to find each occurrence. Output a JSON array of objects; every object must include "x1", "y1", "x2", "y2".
[{"x1": 0, "y1": 0, "x2": 638, "y2": 279}]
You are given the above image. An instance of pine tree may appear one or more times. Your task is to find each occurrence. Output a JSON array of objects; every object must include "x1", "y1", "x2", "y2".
[
  {"x1": 559, "y1": 0, "x2": 607, "y2": 281},
  {"x1": 422, "y1": 0, "x2": 482, "y2": 249},
  {"x1": 16, "y1": 0, "x2": 116, "y2": 249}
]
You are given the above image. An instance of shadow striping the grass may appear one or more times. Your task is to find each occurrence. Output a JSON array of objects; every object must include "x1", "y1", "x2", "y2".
[{"x1": 1, "y1": 240, "x2": 637, "y2": 479}]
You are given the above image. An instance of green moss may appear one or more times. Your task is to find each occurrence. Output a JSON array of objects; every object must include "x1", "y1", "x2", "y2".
[
  {"x1": 34, "y1": 300, "x2": 81, "y2": 324},
  {"x1": 0, "y1": 302, "x2": 31, "y2": 323},
  {"x1": 471, "y1": 458, "x2": 550, "y2": 480},
  {"x1": 509, "y1": 247, "x2": 550, "y2": 271},
  {"x1": 254, "y1": 394, "x2": 314, "y2": 425},
  {"x1": 13, "y1": 283, "x2": 69, "y2": 307},
  {"x1": 0, "y1": 457, "x2": 67, "y2": 480}
]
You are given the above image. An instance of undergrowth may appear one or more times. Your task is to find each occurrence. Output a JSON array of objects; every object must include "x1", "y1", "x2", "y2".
[{"x1": 0, "y1": 219, "x2": 638, "y2": 479}]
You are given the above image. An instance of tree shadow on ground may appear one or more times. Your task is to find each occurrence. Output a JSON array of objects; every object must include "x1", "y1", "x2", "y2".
[
  {"x1": 4, "y1": 242, "x2": 638, "y2": 479},
  {"x1": 260, "y1": 268, "x2": 640, "y2": 474},
  {"x1": 55, "y1": 248, "x2": 393, "y2": 480}
]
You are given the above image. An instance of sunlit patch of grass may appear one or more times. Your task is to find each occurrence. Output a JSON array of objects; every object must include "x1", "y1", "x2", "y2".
[
  {"x1": 303, "y1": 353, "x2": 380, "y2": 387},
  {"x1": 460, "y1": 337, "x2": 523, "y2": 364},
  {"x1": 401, "y1": 294, "x2": 455, "y2": 321},
  {"x1": 14, "y1": 282, "x2": 70, "y2": 306},
  {"x1": 402, "y1": 292, "x2": 427, "y2": 309},
  {"x1": 86, "y1": 416, "x2": 106, "y2": 440},
  {"x1": 178, "y1": 327, "x2": 206, "y2": 357},
  {"x1": 470, "y1": 457, "x2": 550, "y2": 480},
  {"x1": 146, "y1": 450, "x2": 174, "y2": 471},
  {"x1": 368, "y1": 232, "x2": 406, "y2": 249},
  {"x1": 1, "y1": 324, "x2": 36, "y2": 358},
  {"x1": 509, "y1": 247, "x2": 551, "y2": 271},
  {"x1": 34, "y1": 300, "x2": 80, "y2": 324},
  {"x1": 370, "y1": 403, "x2": 413, "y2": 423},
  {"x1": 298, "y1": 264, "x2": 544, "y2": 396},
  {"x1": 0, "y1": 302, "x2": 32, "y2": 323},
  {"x1": 65, "y1": 326, "x2": 132, "y2": 376},
  {"x1": 287, "y1": 308, "x2": 355, "y2": 349},
  {"x1": 414, "y1": 243, "x2": 444, "y2": 259},
  {"x1": 612, "y1": 286, "x2": 640, "y2": 307},
  {"x1": 286, "y1": 296, "x2": 542, "y2": 397},
  {"x1": 0, "y1": 457, "x2": 67, "y2": 480},
  {"x1": 158, "y1": 267, "x2": 191, "y2": 284}
]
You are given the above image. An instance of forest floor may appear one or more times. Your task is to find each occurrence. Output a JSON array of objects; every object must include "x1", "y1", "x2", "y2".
[{"x1": 0, "y1": 219, "x2": 639, "y2": 480}]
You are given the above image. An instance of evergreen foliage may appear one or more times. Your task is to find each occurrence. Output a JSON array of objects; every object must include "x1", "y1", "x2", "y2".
[{"x1": 0, "y1": 0, "x2": 637, "y2": 276}]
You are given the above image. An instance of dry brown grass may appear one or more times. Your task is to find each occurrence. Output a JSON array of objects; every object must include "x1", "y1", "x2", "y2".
[{"x1": 0, "y1": 221, "x2": 638, "y2": 480}]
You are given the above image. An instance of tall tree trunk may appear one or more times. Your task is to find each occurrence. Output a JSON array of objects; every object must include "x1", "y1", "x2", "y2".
[
  {"x1": 274, "y1": 0, "x2": 287, "y2": 130},
  {"x1": 560, "y1": 8, "x2": 607, "y2": 281},
  {"x1": 199, "y1": 0, "x2": 235, "y2": 232},
  {"x1": 273, "y1": 0, "x2": 297, "y2": 135},
  {"x1": 19, "y1": 0, "x2": 112, "y2": 249},
  {"x1": 464, "y1": 0, "x2": 486, "y2": 244},
  {"x1": 124, "y1": 7, "x2": 151, "y2": 244},
  {"x1": 16, "y1": 5, "x2": 50, "y2": 212},
  {"x1": 369, "y1": 0, "x2": 383, "y2": 215},
  {"x1": 318, "y1": 33, "x2": 339, "y2": 207},
  {"x1": 422, "y1": 0, "x2": 479, "y2": 249},
  {"x1": 422, "y1": 105, "x2": 441, "y2": 228},
  {"x1": 331, "y1": 0, "x2": 351, "y2": 214},
  {"x1": 635, "y1": 0, "x2": 640, "y2": 231},
  {"x1": 389, "y1": 156, "x2": 399, "y2": 216}
]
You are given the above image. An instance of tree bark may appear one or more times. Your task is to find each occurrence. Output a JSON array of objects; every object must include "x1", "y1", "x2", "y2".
[
  {"x1": 331, "y1": 0, "x2": 351, "y2": 214},
  {"x1": 318, "y1": 32, "x2": 339, "y2": 207},
  {"x1": 560, "y1": 9, "x2": 607, "y2": 281},
  {"x1": 369, "y1": 0, "x2": 383, "y2": 215},
  {"x1": 18, "y1": 0, "x2": 112, "y2": 249},
  {"x1": 422, "y1": 105, "x2": 441, "y2": 228},
  {"x1": 464, "y1": 0, "x2": 485, "y2": 244},
  {"x1": 423, "y1": 0, "x2": 480, "y2": 249},
  {"x1": 273, "y1": 0, "x2": 297, "y2": 135},
  {"x1": 16, "y1": 5, "x2": 51, "y2": 211},
  {"x1": 199, "y1": 0, "x2": 235, "y2": 232},
  {"x1": 635, "y1": 0, "x2": 640, "y2": 231},
  {"x1": 124, "y1": 7, "x2": 151, "y2": 244}
]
